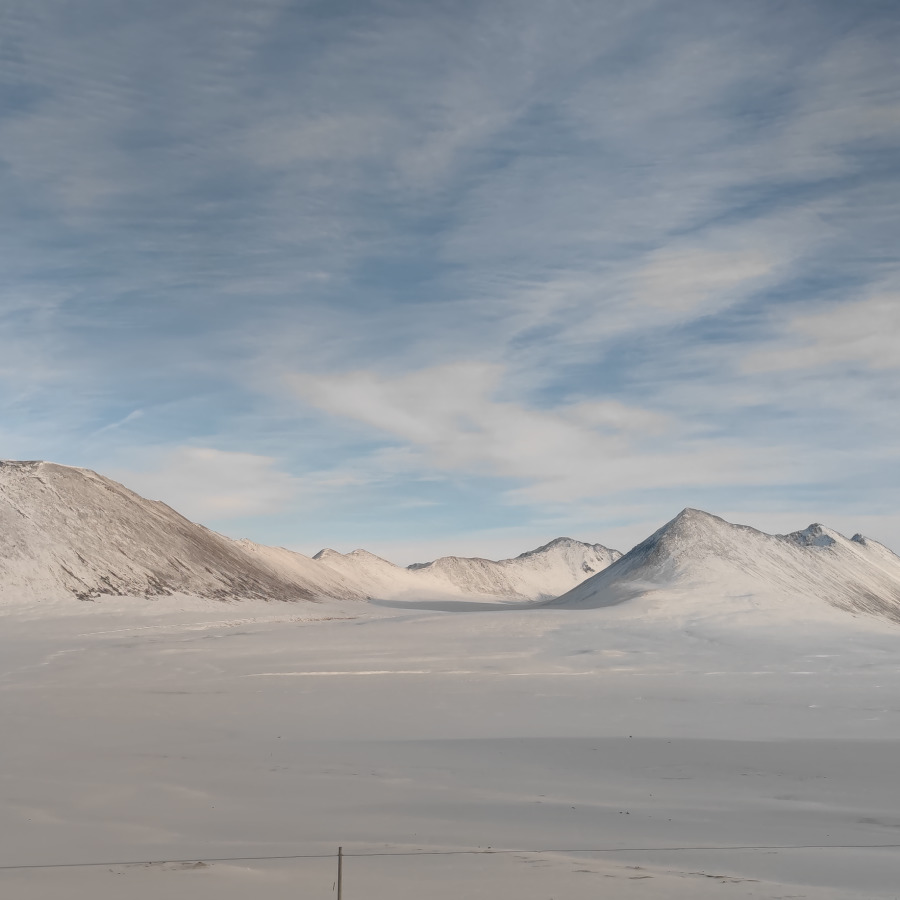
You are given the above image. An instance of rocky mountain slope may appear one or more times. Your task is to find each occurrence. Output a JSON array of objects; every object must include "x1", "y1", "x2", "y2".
[
  {"x1": 0, "y1": 460, "x2": 364, "y2": 603},
  {"x1": 548, "y1": 508, "x2": 900, "y2": 624}
]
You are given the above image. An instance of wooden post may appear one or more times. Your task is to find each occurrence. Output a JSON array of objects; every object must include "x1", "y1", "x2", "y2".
[{"x1": 337, "y1": 846, "x2": 343, "y2": 900}]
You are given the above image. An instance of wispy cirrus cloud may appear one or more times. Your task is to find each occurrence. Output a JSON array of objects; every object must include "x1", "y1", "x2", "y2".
[
  {"x1": 633, "y1": 247, "x2": 777, "y2": 315},
  {"x1": 744, "y1": 292, "x2": 900, "y2": 373},
  {"x1": 110, "y1": 446, "x2": 300, "y2": 522},
  {"x1": 1, "y1": 1, "x2": 898, "y2": 554},
  {"x1": 290, "y1": 362, "x2": 805, "y2": 505}
]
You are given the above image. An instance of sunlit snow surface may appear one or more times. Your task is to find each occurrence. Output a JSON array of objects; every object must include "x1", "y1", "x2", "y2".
[{"x1": 2, "y1": 593, "x2": 900, "y2": 899}]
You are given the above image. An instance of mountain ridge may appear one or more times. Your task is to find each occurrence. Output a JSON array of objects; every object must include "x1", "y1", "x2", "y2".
[
  {"x1": 404, "y1": 538, "x2": 621, "y2": 600},
  {"x1": 0, "y1": 460, "x2": 616, "y2": 604},
  {"x1": 547, "y1": 507, "x2": 900, "y2": 624},
  {"x1": 311, "y1": 537, "x2": 620, "y2": 601}
]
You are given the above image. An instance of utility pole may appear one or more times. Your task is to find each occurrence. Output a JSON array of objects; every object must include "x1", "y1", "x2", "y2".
[{"x1": 337, "y1": 846, "x2": 343, "y2": 900}]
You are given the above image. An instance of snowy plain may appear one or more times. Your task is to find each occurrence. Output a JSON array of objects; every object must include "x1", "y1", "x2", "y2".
[{"x1": 3, "y1": 591, "x2": 900, "y2": 900}]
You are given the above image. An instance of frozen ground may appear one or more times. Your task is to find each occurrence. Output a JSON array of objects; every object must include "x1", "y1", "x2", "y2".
[{"x1": 2, "y1": 594, "x2": 900, "y2": 899}]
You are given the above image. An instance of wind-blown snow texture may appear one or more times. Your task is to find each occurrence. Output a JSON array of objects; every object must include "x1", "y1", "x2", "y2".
[
  {"x1": 549, "y1": 508, "x2": 900, "y2": 624},
  {"x1": 0, "y1": 461, "x2": 617, "y2": 604}
]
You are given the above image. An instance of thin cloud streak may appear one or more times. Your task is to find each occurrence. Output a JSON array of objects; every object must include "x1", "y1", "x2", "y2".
[
  {"x1": 0, "y1": 1, "x2": 898, "y2": 553},
  {"x1": 290, "y1": 363, "x2": 814, "y2": 503},
  {"x1": 111, "y1": 446, "x2": 300, "y2": 521}
]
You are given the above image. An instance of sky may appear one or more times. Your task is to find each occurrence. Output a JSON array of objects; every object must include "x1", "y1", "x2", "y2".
[{"x1": 1, "y1": 0, "x2": 898, "y2": 563}]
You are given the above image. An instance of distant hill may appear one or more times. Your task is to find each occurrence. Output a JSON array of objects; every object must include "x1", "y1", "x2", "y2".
[
  {"x1": 406, "y1": 537, "x2": 621, "y2": 600},
  {"x1": 312, "y1": 538, "x2": 621, "y2": 602}
]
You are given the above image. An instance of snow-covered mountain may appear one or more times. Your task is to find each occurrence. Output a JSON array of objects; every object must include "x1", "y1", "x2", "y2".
[
  {"x1": 0, "y1": 460, "x2": 364, "y2": 603},
  {"x1": 312, "y1": 547, "x2": 439, "y2": 599},
  {"x1": 407, "y1": 538, "x2": 621, "y2": 600},
  {"x1": 548, "y1": 508, "x2": 900, "y2": 624},
  {"x1": 0, "y1": 460, "x2": 617, "y2": 604},
  {"x1": 312, "y1": 538, "x2": 620, "y2": 602},
  {"x1": 12, "y1": 460, "x2": 897, "y2": 621}
]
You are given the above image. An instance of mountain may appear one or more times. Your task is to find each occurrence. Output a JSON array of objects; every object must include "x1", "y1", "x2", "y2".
[
  {"x1": 548, "y1": 508, "x2": 900, "y2": 624},
  {"x1": 311, "y1": 538, "x2": 621, "y2": 602},
  {"x1": 0, "y1": 460, "x2": 364, "y2": 603},
  {"x1": 0, "y1": 459, "x2": 617, "y2": 605},
  {"x1": 7, "y1": 462, "x2": 898, "y2": 620},
  {"x1": 311, "y1": 547, "x2": 441, "y2": 599},
  {"x1": 407, "y1": 538, "x2": 622, "y2": 600}
]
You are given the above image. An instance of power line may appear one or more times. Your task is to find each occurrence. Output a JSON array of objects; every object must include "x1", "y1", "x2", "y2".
[{"x1": 2, "y1": 843, "x2": 900, "y2": 871}]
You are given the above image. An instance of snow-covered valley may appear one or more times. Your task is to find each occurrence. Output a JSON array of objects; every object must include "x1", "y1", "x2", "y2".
[
  {"x1": 3, "y1": 461, "x2": 900, "y2": 898},
  {"x1": 3, "y1": 597, "x2": 900, "y2": 899}
]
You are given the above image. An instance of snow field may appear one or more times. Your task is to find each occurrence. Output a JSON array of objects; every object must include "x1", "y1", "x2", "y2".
[{"x1": 2, "y1": 598, "x2": 900, "y2": 898}]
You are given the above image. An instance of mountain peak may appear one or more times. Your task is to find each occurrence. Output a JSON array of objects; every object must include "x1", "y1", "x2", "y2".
[
  {"x1": 640, "y1": 508, "x2": 735, "y2": 549},
  {"x1": 514, "y1": 537, "x2": 580, "y2": 558},
  {"x1": 346, "y1": 549, "x2": 399, "y2": 567},
  {"x1": 1, "y1": 459, "x2": 90, "y2": 476},
  {"x1": 784, "y1": 523, "x2": 840, "y2": 548},
  {"x1": 669, "y1": 507, "x2": 722, "y2": 527},
  {"x1": 312, "y1": 548, "x2": 342, "y2": 561}
]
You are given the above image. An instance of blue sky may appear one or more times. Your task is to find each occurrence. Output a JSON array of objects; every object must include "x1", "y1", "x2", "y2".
[{"x1": 1, "y1": 0, "x2": 898, "y2": 562}]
